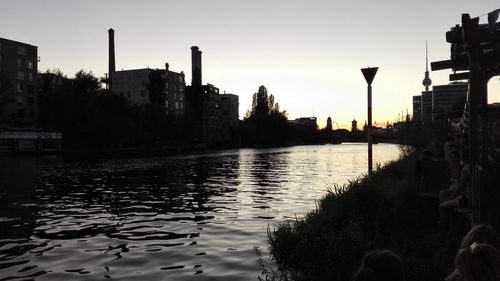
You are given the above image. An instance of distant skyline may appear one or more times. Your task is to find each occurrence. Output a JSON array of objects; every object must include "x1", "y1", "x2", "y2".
[{"x1": 1, "y1": 0, "x2": 499, "y2": 128}]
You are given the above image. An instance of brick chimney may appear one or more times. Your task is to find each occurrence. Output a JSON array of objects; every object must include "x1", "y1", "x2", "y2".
[
  {"x1": 191, "y1": 46, "x2": 202, "y2": 87},
  {"x1": 108, "y1": 28, "x2": 116, "y2": 91}
]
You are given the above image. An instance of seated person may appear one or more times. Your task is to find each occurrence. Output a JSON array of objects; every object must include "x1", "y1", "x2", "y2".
[
  {"x1": 446, "y1": 224, "x2": 500, "y2": 281},
  {"x1": 439, "y1": 150, "x2": 462, "y2": 204},
  {"x1": 455, "y1": 242, "x2": 500, "y2": 281},
  {"x1": 352, "y1": 250, "x2": 404, "y2": 281},
  {"x1": 440, "y1": 153, "x2": 469, "y2": 224}
]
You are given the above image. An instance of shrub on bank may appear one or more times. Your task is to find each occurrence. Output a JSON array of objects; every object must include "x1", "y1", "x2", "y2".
[{"x1": 266, "y1": 153, "x2": 461, "y2": 281}]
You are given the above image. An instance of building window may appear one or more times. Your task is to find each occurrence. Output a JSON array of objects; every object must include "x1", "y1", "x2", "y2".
[
  {"x1": 28, "y1": 72, "x2": 34, "y2": 82},
  {"x1": 17, "y1": 83, "x2": 23, "y2": 93},
  {"x1": 17, "y1": 96, "x2": 23, "y2": 104},
  {"x1": 29, "y1": 110, "x2": 34, "y2": 119},
  {"x1": 17, "y1": 58, "x2": 22, "y2": 67},
  {"x1": 26, "y1": 60, "x2": 33, "y2": 69},
  {"x1": 27, "y1": 85, "x2": 34, "y2": 93},
  {"x1": 17, "y1": 46, "x2": 27, "y2": 55},
  {"x1": 27, "y1": 97, "x2": 34, "y2": 105},
  {"x1": 17, "y1": 71, "x2": 24, "y2": 80}
]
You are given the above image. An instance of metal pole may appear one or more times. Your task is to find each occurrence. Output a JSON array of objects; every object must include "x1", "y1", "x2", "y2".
[
  {"x1": 361, "y1": 67, "x2": 378, "y2": 176},
  {"x1": 368, "y1": 84, "x2": 373, "y2": 175}
]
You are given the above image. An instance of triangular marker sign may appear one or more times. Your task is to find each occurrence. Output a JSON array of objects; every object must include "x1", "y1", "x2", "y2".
[{"x1": 361, "y1": 67, "x2": 378, "y2": 85}]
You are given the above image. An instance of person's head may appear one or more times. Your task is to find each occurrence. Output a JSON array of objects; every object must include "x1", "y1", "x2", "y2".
[
  {"x1": 455, "y1": 243, "x2": 500, "y2": 281},
  {"x1": 460, "y1": 225, "x2": 500, "y2": 249},
  {"x1": 353, "y1": 250, "x2": 404, "y2": 281}
]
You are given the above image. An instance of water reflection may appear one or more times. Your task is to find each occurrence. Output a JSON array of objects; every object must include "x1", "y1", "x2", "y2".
[{"x1": 0, "y1": 144, "x2": 400, "y2": 280}]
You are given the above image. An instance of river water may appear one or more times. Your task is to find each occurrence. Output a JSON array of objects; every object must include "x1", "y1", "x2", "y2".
[{"x1": 0, "y1": 143, "x2": 400, "y2": 281}]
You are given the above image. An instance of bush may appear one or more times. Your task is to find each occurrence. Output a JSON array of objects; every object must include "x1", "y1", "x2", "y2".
[{"x1": 265, "y1": 154, "x2": 462, "y2": 281}]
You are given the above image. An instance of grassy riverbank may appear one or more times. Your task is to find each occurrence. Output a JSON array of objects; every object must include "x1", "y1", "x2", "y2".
[{"x1": 265, "y1": 151, "x2": 463, "y2": 281}]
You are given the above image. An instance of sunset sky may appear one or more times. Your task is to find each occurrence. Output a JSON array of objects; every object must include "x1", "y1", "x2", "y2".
[{"x1": 1, "y1": 0, "x2": 499, "y2": 128}]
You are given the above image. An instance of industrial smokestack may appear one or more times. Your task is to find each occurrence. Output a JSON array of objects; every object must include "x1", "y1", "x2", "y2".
[
  {"x1": 108, "y1": 28, "x2": 116, "y2": 91},
  {"x1": 191, "y1": 46, "x2": 202, "y2": 86}
]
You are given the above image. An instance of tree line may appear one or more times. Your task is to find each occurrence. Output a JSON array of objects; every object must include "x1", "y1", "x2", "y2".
[{"x1": 3, "y1": 68, "x2": 312, "y2": 150}]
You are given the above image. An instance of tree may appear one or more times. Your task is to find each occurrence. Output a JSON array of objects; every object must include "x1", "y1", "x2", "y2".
[
  {"x1": 246, "y1": 85, "x2": 283, "y2": 120},
  {"x1": 73, "y1": 70, "x2": 101, "y2": 95},
  {"x1": 242, "y1": 85, "x2": 289, "y2": 147}
]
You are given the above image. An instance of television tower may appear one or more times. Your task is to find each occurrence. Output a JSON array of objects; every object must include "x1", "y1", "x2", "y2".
[{"x1": 422, "y1": 41, "x2": 432, "y2": 91}]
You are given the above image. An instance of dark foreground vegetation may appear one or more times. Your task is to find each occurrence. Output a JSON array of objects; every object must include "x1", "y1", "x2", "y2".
[{"x1": 263, "y1": 151, "x2": 463, "y2": 281}]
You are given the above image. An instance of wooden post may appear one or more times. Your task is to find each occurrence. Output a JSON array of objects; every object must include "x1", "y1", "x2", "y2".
[{"x1": 462, "y1": 13, "x2": 491, "y2": 224}]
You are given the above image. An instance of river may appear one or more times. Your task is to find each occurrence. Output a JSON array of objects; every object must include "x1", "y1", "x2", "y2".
[{"x1": 0, "y1": 143, "x2": 400, "y2": 281}]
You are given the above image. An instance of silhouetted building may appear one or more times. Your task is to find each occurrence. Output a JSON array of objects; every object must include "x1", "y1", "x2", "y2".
[
  {"x1": 220, "y1": 93, "x2": 239, "y2": 127},
  {"x1": 289, "y1": 117, "x2": 317, "y2": 144},
  {"x1": 413, "y1": 95, "x2": 422, "y2": 122},
  {"x1": 421, "y1": 90, "x2": 433, "y2": 123},
  {"x1": 351, "y1": 119, "x2": 358, "y2": 132},
  {"x1": 185, "y1": 46, "x2": 223, "y2": 145},
  {"x1": 112, "y1": 68, "x2": 150, "y2": 104},
  {"x1": 220, "y1": 93, "x2": 239, "y2": 145},
  {"x1": 112, "y1": 64, "x2": 185, "y2": 116},
  {"x1": 185, "y1": 83, "x2": 221, "y2": 144},
  {"x1": 289, "y1": 117, "x2": 317, "y2": 128},
  {"x1": 165, "y1": 64, "x2": 186, "y2": 116},
  {"x1": 326, "y1": 117, "x2": 333, "y2": 131},
  {"x1": 0, "y1": 38, "x2": 38, "y2": 128},
  {"x1": 432, "y1": 82, "x2": 467, "y2": 120},
  {"x1": 201, "y1": 84, "x2": 221, "y2": 143}
]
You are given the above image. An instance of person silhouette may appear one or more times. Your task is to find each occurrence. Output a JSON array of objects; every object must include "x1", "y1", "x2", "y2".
[
  {"x1": 455, "y1": 242, "x2": 500, "y2": 281},
  {"x1": 352, "y1": 250, "x2": 404, "y2": 281}
]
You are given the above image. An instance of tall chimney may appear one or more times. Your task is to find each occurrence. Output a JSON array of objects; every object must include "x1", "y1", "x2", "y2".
[
  {"x1": 191, "y1": 46, "x2": 202, "y2": 86},
  {"x1": 108, "y1": 28, "x2": 116, "y2": 91}
]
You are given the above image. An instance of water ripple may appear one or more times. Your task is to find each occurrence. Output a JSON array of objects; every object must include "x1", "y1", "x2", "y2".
[{"x1": 0, "y1": 144, "x2": 400, "y2": 281}]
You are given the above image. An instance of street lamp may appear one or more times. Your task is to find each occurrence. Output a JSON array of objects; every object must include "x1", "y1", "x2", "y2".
[{"x1": 361, "y1": 67, "x2": 379, "y2": 176}]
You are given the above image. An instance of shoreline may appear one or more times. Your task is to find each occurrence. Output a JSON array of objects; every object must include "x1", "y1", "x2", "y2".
[
  {"x1": 264, "y1": 152, "x2": 464, "y2": 281},
  {"x1": 1, "y1": 139, "x2": 403, "y2": 161}
]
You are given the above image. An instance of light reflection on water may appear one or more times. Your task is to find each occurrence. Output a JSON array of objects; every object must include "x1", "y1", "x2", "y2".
[{"x1": 0, "y1": 143, "x2": 400, "y2": 280}]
